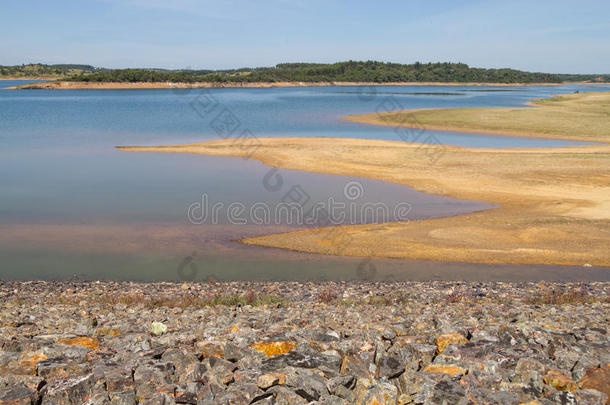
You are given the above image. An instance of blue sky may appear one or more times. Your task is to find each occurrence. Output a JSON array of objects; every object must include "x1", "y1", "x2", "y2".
[{"x1": 2, "y1": 0, "x2": 609, "y2": 73}]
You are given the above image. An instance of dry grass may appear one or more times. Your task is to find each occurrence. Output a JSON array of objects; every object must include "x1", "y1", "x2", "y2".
[
  {"x1": 316, "y1": 284, "x2": 339, "y2": 303},
  {"x1": 48, "y1": 290, "x2": 285, "y2": 308},
  {"x1": 525, "y1": 287, "x2": 610, "y2": 305}
]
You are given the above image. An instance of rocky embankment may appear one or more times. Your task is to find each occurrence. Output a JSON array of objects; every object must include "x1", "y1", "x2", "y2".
[{"x1": 0, "y1": 280, "x2": 608, "y2": 404}]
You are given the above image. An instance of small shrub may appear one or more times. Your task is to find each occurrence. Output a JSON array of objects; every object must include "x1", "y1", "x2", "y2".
[{"x1": 317, "y1": 284, "x2": 338, "y2": 304}]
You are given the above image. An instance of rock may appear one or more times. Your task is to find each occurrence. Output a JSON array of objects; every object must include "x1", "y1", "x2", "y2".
[
  {"x1": 413, "y1": 377, "x2": 468, "y2": 405},
  {"x1": 262, "y1": 349, "x2": 340, "y2": 371},
  {"x1": 423, "y1": 364, "x2": 467, "y2": 377},
  {"x1": 216, "y1": 383, "x2": 259, "y2": 404},
  {"x1": 579, "y1": 365, "x2": 610, "y2": 400},
  {"x1": 223, "y1": 342, "x2": 245, "y2": 362},
  {"x1": 150, "y1": 322, "x2": 167, "y2": 336},
  {"x1": 0, "y1": 351, "x2": 47, "y2": 376},
  {"x1": 362, "y1": 381, "x2": 398, "y2": 404},
  {"x1": 57, "y1": 336, "x2": 99, "y2": 350},
  {"x1": 575, "y1": 389, "x2": 609, "y2": 405},
  {"x1": 257, "y1": 372, "x2": 285, "y2": 390},
  {"x1": 284, "y1": 368, "x2": 327, "y2": 401},
  {"x1": 198, "y1": 342, "x2": 224, "y2": 359},
  {"x1": 40, "y1": 374, "x2": 95, "y2": 405},
  {"x1": 266, "y1": 385, "x2": 307, "y2": 404},
  {"x1": 103, "y1": 368, "x2": 135, "y2": 392},
  {"x1": 174, "y1": 382, "x2": 204, "y2": 404},
  {"x1": 326, "y1": 375, "x2": 356, "y2": 394},
  {"x1": 133, "y1": 362, "x2": 175, "y2": 399},
  {"x1": 513, "y1": 358, "x2": 545, "y2": 383},
  {"x1": 317, "y1": 395, "x2": 350, "y2": 404},
  {"x1": 108, "y1": 390, "x2": 137, "y2": 405},
  {"x1": 83, "y1": 393, "x2": 111, "y2": 405},
  {"x1": 382, "y1": 328, "x2": 397, "y2": 341},
  {"x1": 0, "y1": 384, "x2": 39, "y2": 405},
  {"x1": 340, "y1": 355, "x2": 373, "y2": 382},
  {"x1": 376, "y1": 355, "x2": 405, "y2": 379},
  {"x1": 251, "y1": 341, "x2": 296, "y2": 357},
  {"x1": 36, "y1": 357, "x2": 91, "y2": 380},
  {"x1": 333, "y1": 385, "x2": 355, "y2": 403},
  {"x1": 544, "y1": 369, "x2": 577, "y2": 392},
  {"x1": 434, "y1": 333, "x2": 467, "y2": 354},
  {"x1": 161, "y1": 348, "x2": 200, "y2": 383},
  {"x1": 1, "y1": 280, "x2": 609, "y2": 405},
  {"x1": 138, "y1": 394, "x2": 176, "y2": 405}
]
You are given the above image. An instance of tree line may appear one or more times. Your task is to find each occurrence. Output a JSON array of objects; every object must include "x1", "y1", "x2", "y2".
[
  {"x1": 0, "y1": 63, "x2": 99, "y2": 78},
  {"x1": 3, "y1": 61, "x2": 608, "y2": 83}
]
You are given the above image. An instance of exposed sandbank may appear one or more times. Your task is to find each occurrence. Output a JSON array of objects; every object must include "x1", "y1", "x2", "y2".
[
  {"x1": 343, "y1": 91, "x2": 610, "y2": 144},
  {"x1": 118, "y1": 136, "x2": 610, "y2": 266}
]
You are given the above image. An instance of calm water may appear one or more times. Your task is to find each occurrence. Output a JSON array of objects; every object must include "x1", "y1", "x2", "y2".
[{"x1": 1, "y1": 81, "x2": 609, "y2": 281}]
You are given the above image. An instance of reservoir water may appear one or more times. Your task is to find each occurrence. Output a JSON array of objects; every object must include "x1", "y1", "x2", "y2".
[{"x1": 1, "y1": 81, "x2": 609, "y2": 281}]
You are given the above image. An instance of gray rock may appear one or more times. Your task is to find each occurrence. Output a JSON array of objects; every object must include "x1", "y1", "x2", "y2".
[
  {"x1": 41, "y1": 374, "x2": 95, "y2": 405},
  {"x1": 326, "y1": 374, "x2": 356, "y2": 394},
  {"x1": 284, "y1": 367, "x2": 327, "y2": 401},
  {"x1": 266, "y1": 385, "x2": 307, "y2": 404},
  {"x1": 108, "y1": 390, "x2": 137, "y2": 405},
  {"x1": 377, "y1": 355, "x2": 405, "y2": 379},
  {"x1": 362, "y1": 381, "x2": 398, "y2": 405}
]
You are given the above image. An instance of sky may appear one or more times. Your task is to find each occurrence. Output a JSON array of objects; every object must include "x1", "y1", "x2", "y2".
[{"x1": 1, "y1": 0, "x2": 609, "y2": 73}]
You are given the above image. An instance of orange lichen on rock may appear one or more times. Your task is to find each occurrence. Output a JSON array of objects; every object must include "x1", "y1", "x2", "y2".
[
  {"x1": 200, "y1": 343, "x2": 225, "y2": 359},
  {"x1": 544, "y1": 369, "x2": 578, "y2": 392},
  {"x1": 18, "y1": 353, "x2": 48, "y2": 374},
  {"x1": 434, "y1": 333, "x2": 467, "y2": 354},
  {"x1": 58, "y1": 336, "x2": 100, "y2": 350},
  {"x1": 251, "y1": 341, "x2": 296, "y2": 357},
  {"x1": 95, "y1": 328, "x2": 121, "y2": 336},
  {"x1": 423, "y1": 364, "x2": 467, "y2": 377}
]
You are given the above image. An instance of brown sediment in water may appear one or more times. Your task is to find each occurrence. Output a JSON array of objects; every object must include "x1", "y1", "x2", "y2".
[{"x1": 118, "y1": 134, "x2": 610, "y2": 266}]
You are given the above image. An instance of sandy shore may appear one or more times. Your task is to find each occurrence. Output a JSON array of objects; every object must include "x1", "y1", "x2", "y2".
[
  {"x1": 118, "y1": 137, "x2": 610, "y2": 266},
  {"x1": 5, "y1": 80, "x2": 591, "y2": 90},
  {"x1": 343, "y1": 91, "x2": 610, "y2": 144}
]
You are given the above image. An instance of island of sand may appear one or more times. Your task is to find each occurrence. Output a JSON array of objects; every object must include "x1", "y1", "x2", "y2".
[{"x1": 118, "y1": 91, "x2": 610, "y2": 267}]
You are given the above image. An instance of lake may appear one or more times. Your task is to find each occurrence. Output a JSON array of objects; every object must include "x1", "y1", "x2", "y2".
[{"x1": 1, "y1": 81, "x2": 609, "y2": 281}]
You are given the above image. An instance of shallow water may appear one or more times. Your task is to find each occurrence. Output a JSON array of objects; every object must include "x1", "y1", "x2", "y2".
[{"x1": 1, "y1": 81, "x2": 609, "y2": 281}]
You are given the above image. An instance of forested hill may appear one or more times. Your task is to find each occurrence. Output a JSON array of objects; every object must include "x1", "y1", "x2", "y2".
[
  {"x1": 68, "y1": 62, "x2": 567, "y2": 83},
  {"x1": 3, "y1": 61, "x2": 608, "y2": 83},
  {"x1": 0, "y1": 63, "x2": 100, "y2": 78}
]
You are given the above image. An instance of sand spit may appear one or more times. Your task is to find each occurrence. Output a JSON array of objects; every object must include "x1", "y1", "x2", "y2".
[{"x1": 118, "y1": 136, "x2": 610, "y2": 266}]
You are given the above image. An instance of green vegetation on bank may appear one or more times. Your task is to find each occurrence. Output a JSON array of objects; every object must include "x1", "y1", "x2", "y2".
[
  {"x1": 0, "y1": 63, "x2": 101, "y2": 78},
  {"x1": 3, "y1": 61, "x2": 609, "y2": 83}
]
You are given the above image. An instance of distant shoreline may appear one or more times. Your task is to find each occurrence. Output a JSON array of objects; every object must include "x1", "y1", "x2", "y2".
[
  {"x1": 0, "y1": 77, "x2": 59, "y2": 81},
  {"x1": 6, "y1": 80, "x2": 610, "y2": 90}
]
